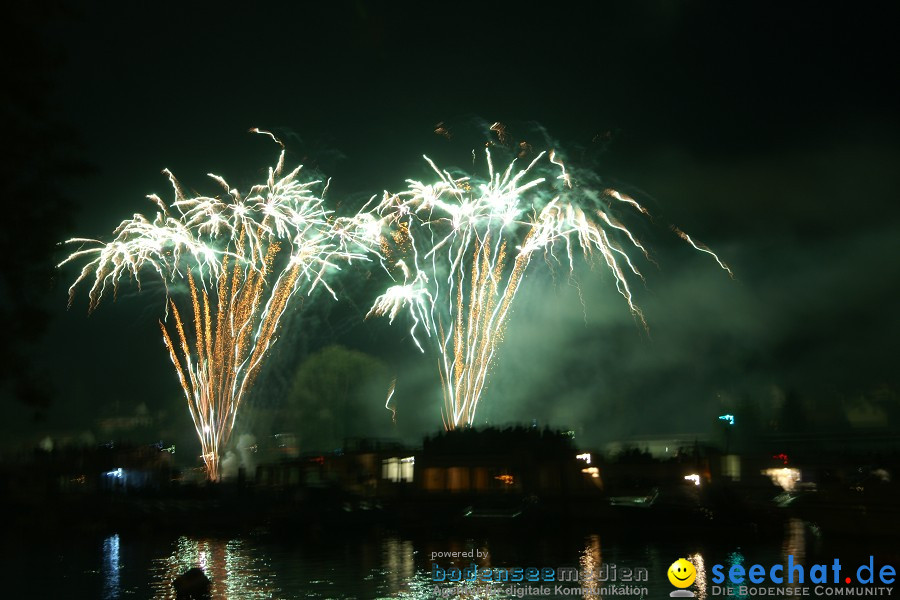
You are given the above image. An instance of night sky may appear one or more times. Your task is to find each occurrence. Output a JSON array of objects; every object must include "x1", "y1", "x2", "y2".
[{"x1": 5, "y1": 2, "x2": 900, "y2": 464}]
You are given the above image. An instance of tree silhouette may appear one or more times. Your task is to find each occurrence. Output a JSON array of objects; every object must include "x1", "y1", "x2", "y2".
[
  {"x1": 1, "y1": 3, "x2": 90, "y2": 417},
  {"x1": 284, "y1": 345, "x2": 390, "y2": 451}
]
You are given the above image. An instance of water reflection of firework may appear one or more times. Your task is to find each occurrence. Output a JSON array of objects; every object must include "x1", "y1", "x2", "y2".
[
  {"x1": 580, "y1": 534, "x2": 602, "y2": 600},
  {"x1": 151, "y1": 537, "x2": 281, "y2": 599}
]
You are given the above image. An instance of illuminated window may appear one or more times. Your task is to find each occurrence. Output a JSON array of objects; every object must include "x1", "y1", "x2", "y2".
[
  {"x1": 400, "y1": 456, "x2": 414, "y2": 482},
  {"x1": 448, "y1": 467, "x2": 471, "y2": 490},
  {"x1": 721, "y1": 455, "x2": 741, "y2": 481},
  {"x1": 382, "y1": 457, "x2": 414, "y2": 482},
  {"x1": 382, "y1": 457, "x2": 399, "y2": 481}
]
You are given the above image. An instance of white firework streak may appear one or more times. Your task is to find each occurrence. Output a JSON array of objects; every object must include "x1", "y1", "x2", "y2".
[
  {"x1": 61, "y1": 137, "x2": 376, "y2": 479},
  {"x1": 368, "y1": 147, "x2": 731, "y2": 429}
]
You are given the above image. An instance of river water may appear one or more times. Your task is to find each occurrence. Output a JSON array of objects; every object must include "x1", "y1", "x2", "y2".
[{"x1": 5, "y1": 519, "x2": 896, "y2": 599}]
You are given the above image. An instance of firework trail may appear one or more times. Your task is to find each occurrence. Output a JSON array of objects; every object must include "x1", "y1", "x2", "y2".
[
  {"x1": 385, "y1": 377, "x2": 398, "y2": 424},
  {"x1": 367, "y1": 145, "x2": 731, "y2": 429},
  {"x1": 61, "y1": 135, "x2": 373, "y2": 479}
]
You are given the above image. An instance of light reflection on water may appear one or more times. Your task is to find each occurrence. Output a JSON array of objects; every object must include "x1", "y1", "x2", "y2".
[
  {"x1": 579, "y1": 534, "x2": 601, "y2": 600},
  {"x1": 381, "y1": 538, "x2": 416, "y2": 592},
  {"x1": 726, "y1": 550, "x2": 748, "y2": 600},
  {"x1": 782, "y1": 517, "x2": 808, "y2": 563},
  {"x1": 87, "y1": 519, "x2": 835, "y2": 599},
  {"x1": 130, "y1": 533, "x2": 666, "y2": 599},
  {"x1": 102, "y1": 533, "x2": 120, "y2": 600},
  {"x1": 149, "y1": 537, "x2": 281, "y2": 599},
  {"x1": 688, "y1": 552, "x2": 707, "y2": 600}
]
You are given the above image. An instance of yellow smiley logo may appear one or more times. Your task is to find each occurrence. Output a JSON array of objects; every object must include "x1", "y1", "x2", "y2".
[{"x1": 668, "y1": 558, "x2": 697, "y2": 588}]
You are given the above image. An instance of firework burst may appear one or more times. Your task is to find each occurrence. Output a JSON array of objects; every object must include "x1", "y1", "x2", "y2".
[
  {"x1": 368, "y1": 147, "x2": 731, "y2": 429},
  {"x1": 61, "y1": 136, "x2": 372, "y2": 479}
]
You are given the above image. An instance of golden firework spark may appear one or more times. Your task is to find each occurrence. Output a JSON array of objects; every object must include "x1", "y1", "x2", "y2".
[
  {"x1": 61, "y1": 135, "x2": 374, "y2": 479},
  {"x1": 368, "y1": 146, "x2": 731, "y2": 428}
]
